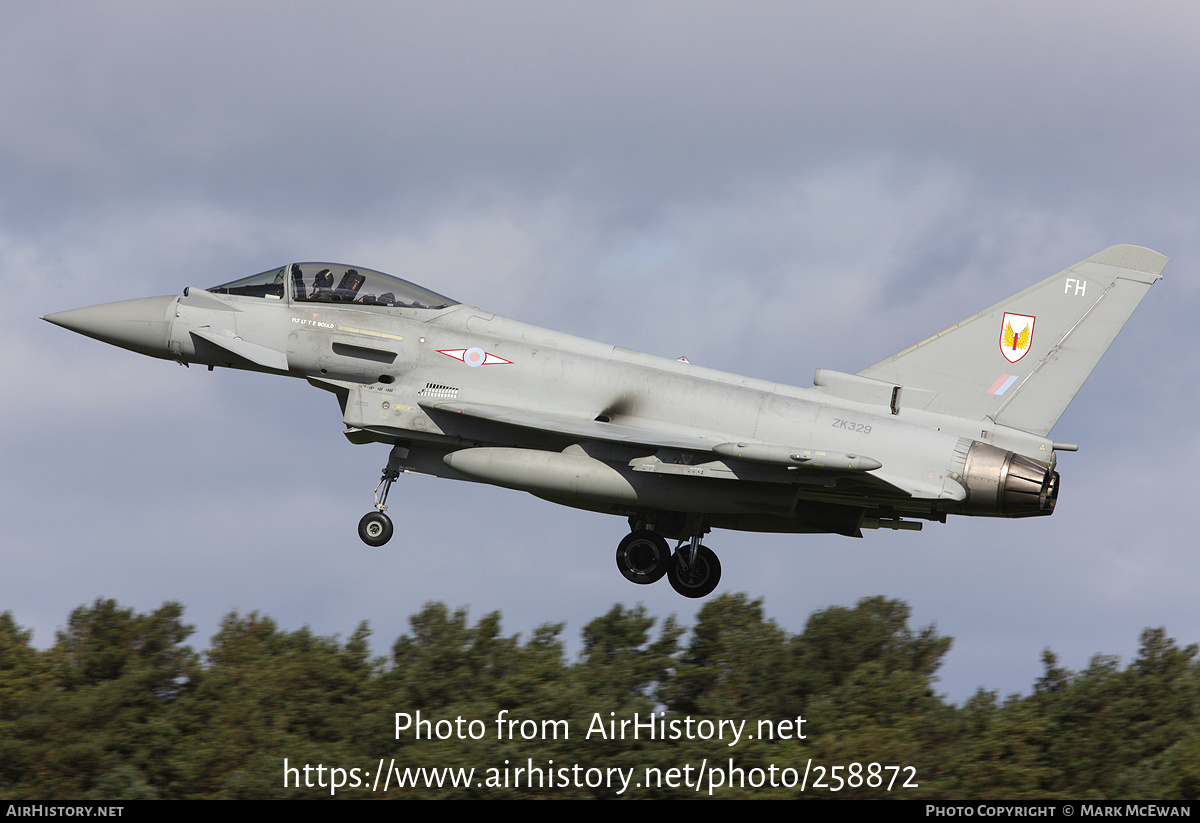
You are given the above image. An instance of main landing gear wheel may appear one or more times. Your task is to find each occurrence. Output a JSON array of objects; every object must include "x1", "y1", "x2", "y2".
[
  {"x1": 615, "y1": 530, "x2": 672, "y2": 585},
  {"x1": 667, "y1": 545, "x2": 721, "y2": 598},
  {"x1": 358, "y1": 511, "x2": 394, "y2": 547}
]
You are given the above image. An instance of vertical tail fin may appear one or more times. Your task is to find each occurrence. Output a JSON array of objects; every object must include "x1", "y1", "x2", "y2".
[{"x1": 859, "y1": 245, "x2": 1166, "y2": 436}]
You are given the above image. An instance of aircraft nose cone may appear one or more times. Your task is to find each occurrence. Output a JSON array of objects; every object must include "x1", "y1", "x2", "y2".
[{"x1": 42, "y1": 295, "x2": 177, "y2": 359}]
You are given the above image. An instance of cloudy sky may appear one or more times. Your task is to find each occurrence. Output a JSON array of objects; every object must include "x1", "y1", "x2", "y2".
[{"x1": 3, "y1": 1, "x2": 1198, "y2": 705}]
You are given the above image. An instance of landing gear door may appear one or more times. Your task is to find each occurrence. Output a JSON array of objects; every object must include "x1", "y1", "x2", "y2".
[{"x1": 342, "y1": 383, "x2": 441, "y2": 436}]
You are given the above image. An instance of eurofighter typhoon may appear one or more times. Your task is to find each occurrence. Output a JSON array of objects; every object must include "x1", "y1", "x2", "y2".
[{"x1": 43, "y1": 245, "x2": 1166, "y2": 597}]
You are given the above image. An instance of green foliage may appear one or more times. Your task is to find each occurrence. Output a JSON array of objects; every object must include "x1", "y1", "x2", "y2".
[
  {"x1": 173, "y1": 611, "x2": 377, "y2": 798},
  {"x1": 49, "y1": 598, "x2": 196, "y2": 697},
  {"x1": 1020, "y1": 628, "x2": 1200, "y2": 799},
  {"x1": 5, "y1": 599, "x2": 199, "y2": 798},
  {"x1": 0, "y1": 595, "x2": 1195, "y2": 799},
  {"x1": 580, "y1": 603, "x2": 681, "y2": 707},
  {"x1": 387, "y1": 603, "x2": 523, "y2": 709},
  {"x1": 789, "y1": 596, "x2": 952, "y2": 705},
  {"x1": 0, "y1": 612, "x2": 44, "y2": 719},
  {"x1": 663, "y1": 593, "x2": 786, "y2": 716}
]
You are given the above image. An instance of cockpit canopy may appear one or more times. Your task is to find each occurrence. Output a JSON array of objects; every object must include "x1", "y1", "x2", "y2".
[{"x1": 209, "y1": 263, "x2": 458, "y2": 310}]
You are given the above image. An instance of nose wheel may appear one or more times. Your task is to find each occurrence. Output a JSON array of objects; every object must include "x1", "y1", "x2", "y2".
[
  {"x1": 358, "y1": 443, "x2": 406, "y2": 547},
  {"x1": 359, "y1": 511, "x2": 394, "y2": 547}
]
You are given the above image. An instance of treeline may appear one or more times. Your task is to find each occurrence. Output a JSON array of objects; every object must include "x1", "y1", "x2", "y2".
[{"x1": 0, "y1": 594, "x2": 1196, "y2": 799}]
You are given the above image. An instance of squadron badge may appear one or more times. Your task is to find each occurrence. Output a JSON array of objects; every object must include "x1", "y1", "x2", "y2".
[{"x1": 999, "y1": 312, "x2": 1035, "y2": 363}]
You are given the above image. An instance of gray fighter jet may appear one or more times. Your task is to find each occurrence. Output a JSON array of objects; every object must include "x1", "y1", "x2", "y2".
[{"x1": 43, "y1": 246, "x2": 1166, "y2": 597}]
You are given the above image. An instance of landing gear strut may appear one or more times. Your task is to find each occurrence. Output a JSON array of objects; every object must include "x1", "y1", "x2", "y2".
[
  {"x1": 614, "y1": 518, "x2": 722, "y2": 598},
  {"x1": 358, "y1": 444, "x2": 407, "y2": 547},
  {"x1": 667, "y1": 538, "x2": 721, "y2": 598}
]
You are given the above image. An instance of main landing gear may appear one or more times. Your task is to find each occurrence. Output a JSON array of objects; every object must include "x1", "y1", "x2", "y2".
[
  {"x1": 667, "y1": 541, "x2": 722, "y2": 599},
  {"x1": 614, "y1": 520, "x2": 722, "y2": 598},
  {"x1": 358, "y1": 445, "x2": 405, "y2": 547},
  {"x1": 615, "y1": 530, "x2": 673, "y2": 585}
]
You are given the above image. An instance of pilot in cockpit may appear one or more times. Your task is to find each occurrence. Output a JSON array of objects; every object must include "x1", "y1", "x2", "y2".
[{"x1": 310, "y1": 268, "x2": 335, "y2": 301}]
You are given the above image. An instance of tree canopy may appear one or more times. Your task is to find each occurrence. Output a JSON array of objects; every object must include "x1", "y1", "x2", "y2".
[{"x1": 0, "y1": 595, "x2": 1194, "y2": 799}]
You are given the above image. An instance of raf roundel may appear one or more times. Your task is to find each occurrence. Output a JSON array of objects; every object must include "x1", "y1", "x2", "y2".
[{"x1": 438, "y1": 348, "x2": 513, "y2": 367}]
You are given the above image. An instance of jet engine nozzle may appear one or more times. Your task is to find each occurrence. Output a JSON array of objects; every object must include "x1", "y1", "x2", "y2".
[{"x1": 958, "y1": 441, "x2": 1059, "y2": 518}]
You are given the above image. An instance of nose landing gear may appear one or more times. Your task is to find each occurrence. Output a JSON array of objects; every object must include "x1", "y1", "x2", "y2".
[
  {"x1": 358, "y1": 510, "x2": 393, "y2": 546},
  {"x1": 358, "y1": 444, "x2": 407, "y2": 547}
]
